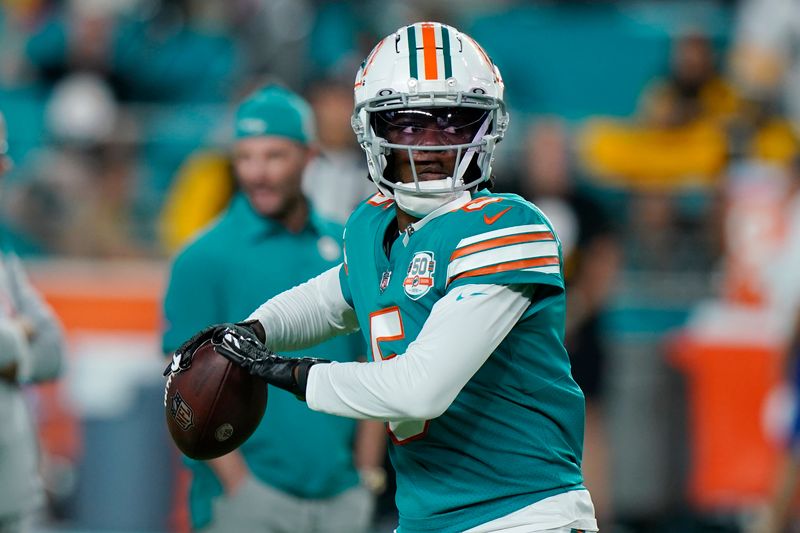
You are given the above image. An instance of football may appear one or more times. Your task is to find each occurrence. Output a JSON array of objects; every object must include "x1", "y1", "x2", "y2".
[{"x1": 164, "y1": 339, "x2": 267, "y2": 460}]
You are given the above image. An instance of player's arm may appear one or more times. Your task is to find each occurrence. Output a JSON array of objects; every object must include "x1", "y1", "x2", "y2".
[
  {"x1": 167, "y1": 264, "x2": 358, "y2": 375},
  {"x1": 305, "y1": 283, "x2": 534, "y2": 420},
  {"x1": 212, "y1": 282, "x2": 537, "y2": 418},
  {"x1": 245, "y1": 264, "x2": 359, "y2": 350},
  {"x1": 0, "y1": 319, "x2": 28, "y2": 384},
  {"x1": 354, "y1": 420, "x2": 388, "y2": 494},
  {"x1": 0, "y1": 254, "x2": 64, "y2": 384}
]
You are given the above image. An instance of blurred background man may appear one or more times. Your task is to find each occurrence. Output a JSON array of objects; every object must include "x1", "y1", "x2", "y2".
[
  {"x1": 161, "y1": 85, "x2": 384, "y2": 533},
  {"x1": 0, "y1": 110, "x2": 65, "y2": 532}
]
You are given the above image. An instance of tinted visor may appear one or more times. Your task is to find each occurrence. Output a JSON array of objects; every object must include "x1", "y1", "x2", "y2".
[{"x1": 372, "y1": 107, "x2": 489, "y2": 145}]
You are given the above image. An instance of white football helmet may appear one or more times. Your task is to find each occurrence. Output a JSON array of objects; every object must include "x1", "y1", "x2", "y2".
[{"x1": 352, "y1": 22, "x2": 509, "y2": 217}]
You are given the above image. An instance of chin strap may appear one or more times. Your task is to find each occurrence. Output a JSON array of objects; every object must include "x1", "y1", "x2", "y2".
[
  {"x1": 393, "y1": 181, "x2": 465, "y2": 218},
  {"x1": 451, "y1": 113, "x2": 492, "y2": 185}
]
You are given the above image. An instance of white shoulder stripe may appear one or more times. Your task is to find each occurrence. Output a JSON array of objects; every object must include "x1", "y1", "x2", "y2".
[
  {"x1": 522, "y1": 265, "x2": 561, "y2": 275},
  {"x1": 456, "y1": 224, "x2": 550, "y2": 248},
  {"x1": 447, "y1": 241, "x2": 559, "y2": 281}
]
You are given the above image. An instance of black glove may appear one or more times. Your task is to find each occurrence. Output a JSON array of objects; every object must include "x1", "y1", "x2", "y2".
[
  {"x1": 163, "y1": 321, "x2": 263, "y2": 376},
  {"x1": 211, "y1": 325, "x2": 330, "y2": 399}
]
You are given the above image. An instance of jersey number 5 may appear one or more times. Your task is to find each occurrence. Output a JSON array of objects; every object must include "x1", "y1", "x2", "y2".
[{"x1": 369, "y1": 307, "x2": 430, "y2": 444}]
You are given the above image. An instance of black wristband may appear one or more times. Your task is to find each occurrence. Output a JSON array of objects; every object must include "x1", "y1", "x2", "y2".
[{"x1": 295, "y1": 359, "x2": 329, "y2": 399}]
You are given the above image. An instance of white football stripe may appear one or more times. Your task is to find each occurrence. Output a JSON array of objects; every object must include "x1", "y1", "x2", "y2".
[
  {"x1": 456, "y1": 224, "x2": 551, "y2": 248},
  {"x1": 522, "y1": 265, "x2": 561, "y2": 275},
  {"x1": 447, "y1": 241, "x2": 559, "y2": 281}
]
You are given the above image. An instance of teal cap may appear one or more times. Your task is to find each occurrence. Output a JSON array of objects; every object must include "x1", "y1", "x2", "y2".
[{"x1": 234, "y1": 85, "x2": 315, "y2": 145}]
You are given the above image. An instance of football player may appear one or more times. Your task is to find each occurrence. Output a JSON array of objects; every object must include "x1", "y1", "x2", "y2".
[{"x1": 167, "y1": 22, "x2": 598, "y2": 533}]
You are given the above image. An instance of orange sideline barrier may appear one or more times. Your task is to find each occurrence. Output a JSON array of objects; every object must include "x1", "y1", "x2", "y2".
[
  {"x1": 670, "y1": 333, "x2": 783, "y2": 510},
  {"x1": 28, "y1": 260, "x2": 165, "y2": 333}
]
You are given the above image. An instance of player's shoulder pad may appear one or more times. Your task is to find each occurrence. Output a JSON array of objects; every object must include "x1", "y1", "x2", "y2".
[
  {"x1": 448, "y1": 192, "x2": 555, "y2": 235},
  {"x1": 442, "y1": 192, "x2": 563, "y2": 288},
  {"x1": 345, "y1": 192, "x2": 395, "y2": 229}
]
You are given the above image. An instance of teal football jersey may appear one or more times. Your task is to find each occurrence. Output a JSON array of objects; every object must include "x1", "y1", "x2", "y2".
[{"x1": 339, "y1": 190, "x2": 586, "y2": 533}]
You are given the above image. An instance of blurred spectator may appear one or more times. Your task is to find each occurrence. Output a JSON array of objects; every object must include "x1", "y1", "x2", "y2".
[
  {"x1": 643, "y1": 31, "x2": 740, "y2": 126},
  {"x1": 162, "y1": 85, "x2": 383, "y2": 533},
  {"x1": 229, "y1": 0, "x2": 314, "y2": 89},
  {"x1": 0, "y1": 0, "x2": 52, "y2": 88},
  {"x1": 728, "y1": 0, "x2": 800, "y2": 170},
  {"x1": 24, "y1": 0, "x2": 243, "y2": 103},
  {"x1": 725, "y1": 99, "x2": 799, "y2": 166},
  {"x1": 46, "y1": 72, "x2": 117, "y2": 143},
  {"x1": 579, "y1": 31, "x2": 731, "y2": 190},
  {"x1": 111, "y1": 0, "x2": 241, "y2": 103},
  {"x1": 733, "y1": 0, "x2": 800, "y2": 137},
  {"x1": 518, "y1": 118, "x2": 620, "y2": 527},
  {"x1": 25, "y1": 0, "x2": 127, "y2": 87},
  {"x1": 578, "y1": 30, "x2": 739, "y2": 272},
  {"x1": 2, "y1": 73, "x2": 149, "y2": 257},
  {"x1": 0, "y1": 110, "x2": 65, "y2": 532},
  {"x1": 302, "y1": 77, "x2": 373, "y2": 224}
]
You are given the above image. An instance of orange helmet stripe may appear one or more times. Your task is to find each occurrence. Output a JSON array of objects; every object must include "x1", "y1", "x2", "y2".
[{"x1": 421, "y1": 23, "x2": 439, "y2": 80}]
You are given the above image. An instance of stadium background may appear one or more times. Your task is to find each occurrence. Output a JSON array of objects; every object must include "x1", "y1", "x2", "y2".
[{"x1": 1, "y1": 0, "x2": 798, "y2": 532}]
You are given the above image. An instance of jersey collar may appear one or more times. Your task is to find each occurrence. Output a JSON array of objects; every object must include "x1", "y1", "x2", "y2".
[
  {"x1": 401, "y1": 190, "x2": 472, "y2": 246},
  {"x1": 227, "y1": 193, "x2": 321, "y2": 241}
]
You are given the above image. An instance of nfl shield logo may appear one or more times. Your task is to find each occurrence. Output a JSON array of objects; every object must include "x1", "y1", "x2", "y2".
[
  {"x1": 379, "y1": 271, "x2": 392, "y2": 292},
  {"x1": 403, "y1": 251, "x2": 435, "y2": 300},
  {"x1": 170, "y1": 391, "x2": 195, "y2": 431}
]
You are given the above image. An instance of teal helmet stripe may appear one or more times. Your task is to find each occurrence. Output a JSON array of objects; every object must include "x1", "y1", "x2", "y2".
[
  {"x1": 407, "y1": 26, "x2": 418, "y2": 78},
  {"x1": 440, "y1": 24, "x2": 452, "y2": 79}
]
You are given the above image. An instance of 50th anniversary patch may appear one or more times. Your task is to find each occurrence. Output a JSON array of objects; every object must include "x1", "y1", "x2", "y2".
[{"x1": 403, "y1": 251, "x2": 436, "y2": 300}]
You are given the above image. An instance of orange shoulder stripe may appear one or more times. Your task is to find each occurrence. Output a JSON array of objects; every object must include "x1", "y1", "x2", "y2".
[
  {"x1": 450, "y1": 231, "x2": 554, "y2": 260},
  {"x1": 449, "y1": 256, "x2": 559, "y2": 283}
]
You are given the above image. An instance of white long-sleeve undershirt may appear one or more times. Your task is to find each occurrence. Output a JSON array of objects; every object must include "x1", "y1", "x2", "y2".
[
  {"x1": 246, "y1": 264, "x2": 533, "y2": 421},
  {"x1": 247, "y1": 265, "x2": 360, "y2": 351}
]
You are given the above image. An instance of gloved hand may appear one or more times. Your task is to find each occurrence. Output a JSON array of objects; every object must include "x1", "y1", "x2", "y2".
[
  {"x1": 163, "y1": 321, "x2": 263, "y2": 376},
  {"x1": 211, "y1": 325, "x2": 330, "y2": 399}
]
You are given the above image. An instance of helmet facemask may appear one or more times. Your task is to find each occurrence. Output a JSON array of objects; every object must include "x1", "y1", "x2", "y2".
[{"x1": 353, "y1": 92, "x2": 508, "y2": 217}]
